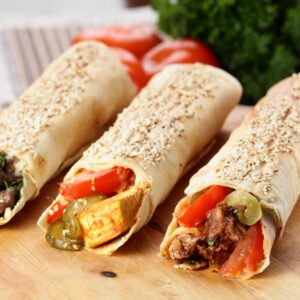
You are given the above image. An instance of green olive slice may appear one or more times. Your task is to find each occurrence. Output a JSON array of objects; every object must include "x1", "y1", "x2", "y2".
[
  {"x1": 225, "y1": 190, "x2": 262, "y2": 226},
  {"x1": 46, "y1": 220, "x2": 84, "y2": 251}
]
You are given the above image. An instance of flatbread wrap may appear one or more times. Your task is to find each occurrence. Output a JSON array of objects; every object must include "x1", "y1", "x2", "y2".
[
  {"x1": 38, "y1": 63, "x2": 242, "y2": 254},
  {"x1": 160, "y1": 74, "x2": 300, "y2": 279},
  {"x1": 0, "y1": 41, "x2": 135, "y2": 225}
]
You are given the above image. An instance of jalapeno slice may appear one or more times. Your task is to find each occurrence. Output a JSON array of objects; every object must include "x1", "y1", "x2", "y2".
[
  {"x1": 46, "y1": 194, "x2": 108, "y2": 250},
  {"x1": 45, "y1": 219, "x2": 84, "y2": 251}
]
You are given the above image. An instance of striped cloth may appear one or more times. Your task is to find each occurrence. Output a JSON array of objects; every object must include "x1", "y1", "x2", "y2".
[
  {"x1": 0, "y1": 25, "x2": 82, "y2": 104},
  {"x1": 0, "y1": 7, "x2": 156, "y2": 106}
]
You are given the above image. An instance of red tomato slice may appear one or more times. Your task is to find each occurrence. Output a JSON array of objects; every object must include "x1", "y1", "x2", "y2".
[
  {"x1": 220, "y1": 222, "x2": 264, "y2": 277},
  {"x1": 47, "y1": 199, "x2": 68, "y2": 225},
  {"x1": 179, "y1": 185, "x2": 232, "y2": 228},
  {"x1": 142, "y1": 39, "x2": 219, "y2": 79},
  {"x1": 245, "y1": 223, "x2": 264, "y2": 272},
  {"x1": 47, "y1": 167, "x2": 134, "y2": 224},
  {"x1": 111, "y1": 47, "x2": 148, "y2": 91},
  {"x1": 72, "y1": 24, "x2": 162, "y2": 58},
  {"x1": 60, "y1": 167, "x2": 134, "y2": 199}
]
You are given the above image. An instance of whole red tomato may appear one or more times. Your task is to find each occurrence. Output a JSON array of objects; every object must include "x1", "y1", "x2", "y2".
[
  {"x1": 72, "y1": 24, "x2": 162, "y2": 58},
  {"x1": 111, "y1": 47, "x2": 148, "y2": 91},
  {"x1": 142, "y1": 39, "x2": 219, "y2": 78}
]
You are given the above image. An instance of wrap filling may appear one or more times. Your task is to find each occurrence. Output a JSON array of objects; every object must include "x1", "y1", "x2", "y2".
[
  {"x1": 0, "y1": 152, "x2": 23, "y2": 216},
  {"x1": 168, "y1": 186, "x2": 264, "y2": 277},
  {"x1": 45, "y1": 167, "x2": 147, "y2": 251}
]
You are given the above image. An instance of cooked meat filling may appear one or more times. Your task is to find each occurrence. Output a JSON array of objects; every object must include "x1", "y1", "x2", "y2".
[
  {"x1": 0, "y1": 153, "x2": 22, "y2": 216},
  {"x1": 0, "y1": 169, "x2": 8, "y2": 187},
  {"x1": 0, "y1": 189, "x2": 19, "y2": 215},
  {"x1": 169, "y1": 201, "x2": 247, "y2": 267},
  {"x1": 169, "y1": 233, "x2": 202, "y2": 261}
]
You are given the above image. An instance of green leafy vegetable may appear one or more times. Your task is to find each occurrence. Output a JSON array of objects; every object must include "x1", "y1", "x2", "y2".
[
  {"x1": 4, "y1": 179, "x2": 23, "y2": 191},
  {"x1": 207, "y1": 238, "x2": 213, "y2": 250},
  {"x1": 152, "y1": 0, "x2": 300, "y2": 104},
  {"x1": 0, "y1": 153, "x2": 6, "y2": 169}
]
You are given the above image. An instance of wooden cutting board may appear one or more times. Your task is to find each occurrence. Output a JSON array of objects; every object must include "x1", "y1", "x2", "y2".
[{"x1": 1, "y1": 105, "x2": 299, "y2": 300}]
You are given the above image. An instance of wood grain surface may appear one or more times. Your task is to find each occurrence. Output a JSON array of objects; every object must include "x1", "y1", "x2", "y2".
[{"x1": 0, "y1": 105, "x2": 299, "y2": 300}]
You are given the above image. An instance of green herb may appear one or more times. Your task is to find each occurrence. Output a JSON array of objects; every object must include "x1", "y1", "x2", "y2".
[
  {"x1": 0, "y1": 153, "x2": 6, "y2": 169},
  {"x1": 152, "y1": 0, "x2": 300, "y2": 104},
  {"x1": 4, "y1": 181, "x2": 10, "y2": 189},
  {"x1": 207, "y1": 238, "x2": 214, "y2": 250},
  {"x1": 4, "y1": 179, "x2": 23, "y2": 191}
]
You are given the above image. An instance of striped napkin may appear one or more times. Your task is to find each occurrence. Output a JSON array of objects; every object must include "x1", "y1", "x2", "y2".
[
  {"x1": 0, "y1": 7, "x2": 156, "y2": 106},
  {"x1": 0, "y1": 25, "x2": 83, "y2": 105}
]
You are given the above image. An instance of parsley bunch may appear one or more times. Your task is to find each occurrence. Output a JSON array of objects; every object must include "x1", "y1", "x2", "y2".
[{"x1": 152, "y1": 0, "x2": 300, "y2": 104}]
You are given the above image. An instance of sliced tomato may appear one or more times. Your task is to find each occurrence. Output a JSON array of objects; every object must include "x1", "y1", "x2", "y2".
[
  {"x1": 111, "y1": 47, "x2": 148, "y2": 91},
  {"x1": 142, "y1": 39, "x2": 219, "y2": 79},
  {"x1": 47, "y1": 167, "x2": 134, "y2": 224},
  {"x1": 47, "y1": 199, "x2": 68, "y2": 225},
  {"x1": 220, "y1": 222, "x2": 264, "y2": 277},
  {"x1": 60, "y1": 167, "x2": 133, "y2": 199},
  {"x1": 72, "y1": 24, "x2": 162, "y2": 58},
  {"x1": 179, "y1": 185, "x2": 232, "y2": 228}
]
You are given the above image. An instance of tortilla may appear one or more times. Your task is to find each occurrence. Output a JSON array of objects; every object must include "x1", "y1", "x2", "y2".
[
  {"x1": 0, "y1": 41, "x2": 135, "y2": 225},
  {"x1": 38, "y1": 63, "x2": 242, "y2": 254},
  {"x1": 160, "y1": 74, "x2": 300, "y2": 278}
]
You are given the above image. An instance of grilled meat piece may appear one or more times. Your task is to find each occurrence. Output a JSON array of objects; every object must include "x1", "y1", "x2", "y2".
[
  {"x1": 0, "y1": 169, "x2": 8, "y2": 187},
  {"x1": 0, "y1": 188, "x2": 18, "y2": 215},
  {"x1": 169, "y1": 233, "x2": 201, "y2": 261},
  {"x1": 169, "y1": 201, "x2": 247, "y2": 266},
  {"x1": 203, "y1": 202, "x2": 247, "y2": 264},
  {"x1": 206, "y1": 202, "x2": 246, "y2": 243}
]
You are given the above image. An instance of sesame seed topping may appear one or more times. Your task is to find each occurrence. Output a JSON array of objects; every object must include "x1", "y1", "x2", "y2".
[
  {"x1": 83, "y1": 64, "x2": 217, "y2": 167},
  {"x1": 62, "y1": 229, "x2": 70, "y2": 236},
  {"x1": 217, "y1": 74, "x2": 300, "y2": 193},
  {"x1": 0, "y1": 43, "x2": 103, "y2": 155}
]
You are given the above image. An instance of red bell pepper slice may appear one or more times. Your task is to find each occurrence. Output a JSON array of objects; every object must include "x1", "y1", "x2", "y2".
[
  {"x1": 178, "y1": 185, "x2": 232, "y2": 228},
  {"x1": 47, "y1": 167, "x2": 134, "y2": 224},
  {"x1": 220, "y1": 222, "x2": 264, "y2": 277}
]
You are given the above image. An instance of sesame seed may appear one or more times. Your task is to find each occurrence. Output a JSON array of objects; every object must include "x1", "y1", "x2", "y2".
[
  {"x1": 83, "y1": 64, "x2": 217, "y2": 167},
  {"x1": 0, "y1": 43, "x2": 104, "y2": 155},
  {"x1": 62, "y1": 229, "x2": 70, "y2": 236},
  {"x1": 217, "y1": 74, "x2": 300, "y2": 192}
]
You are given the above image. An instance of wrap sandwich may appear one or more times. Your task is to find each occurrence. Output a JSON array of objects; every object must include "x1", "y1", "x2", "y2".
[
  {"x1": 160, "y1": 74, "x2": 300, "y2": 279},
  {"x1": 0, "y1": 41, "x2": 135, "y2": 225},
  {"x1": 38, "y1": 63, "x2": 242, "y2": 254}
]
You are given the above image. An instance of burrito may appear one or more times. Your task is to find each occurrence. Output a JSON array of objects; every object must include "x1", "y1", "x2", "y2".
[
  {"x1": 38, "y1": 63, "x2": 242, "y2": 254},
  {"x1": 0, "y1": 41, "x2": 135, "y2": 225},
  {"x1": 160, "y1": 74, "x2": 300, "y2": 279}
]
